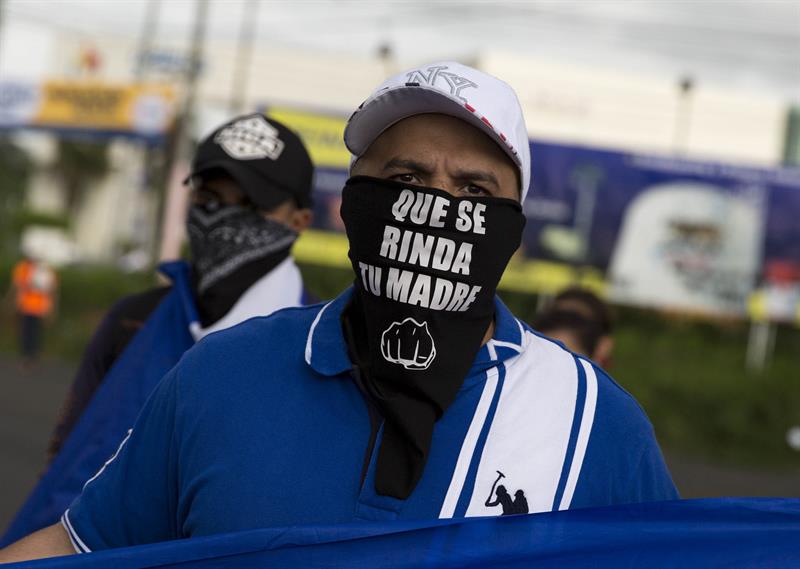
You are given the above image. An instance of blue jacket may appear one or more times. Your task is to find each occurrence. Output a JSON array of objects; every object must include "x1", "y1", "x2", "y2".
[{"x1": 2, "y1": 261, "x2": 311, "y2": 546}]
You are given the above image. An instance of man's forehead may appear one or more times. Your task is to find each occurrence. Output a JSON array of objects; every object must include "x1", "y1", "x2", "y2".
[{"x1": 369, "y1": 114, "x2": 509, "y2": 158}]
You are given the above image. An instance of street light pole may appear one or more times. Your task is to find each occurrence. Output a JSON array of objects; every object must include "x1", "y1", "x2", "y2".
[
  {"x1": 0, "y1": 0, "x2": 6, "y2": 68},
  {"x1": 229, "y1": 0, "x2": 258, "y2": 115},
  {"x1": 156, "y1": 0, "x2": 210, "y2": 262},
  {"x1": 673, "y1": 75, "x2": 695, "y2": 155}
]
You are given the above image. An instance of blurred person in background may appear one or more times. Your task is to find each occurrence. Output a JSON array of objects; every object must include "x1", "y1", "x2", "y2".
[
  {"x1": 0, "y1": 62, "x2": 676, "y2": 562},
  {"x1": 533, "y1": 287, "x2": 614, "y2": 368},
  {"x1": 7, "y1": 253, "x2": 58, "y2": 371},
  {"x1": 0, "y1": 113, "x2": 316, "y2": 548}
]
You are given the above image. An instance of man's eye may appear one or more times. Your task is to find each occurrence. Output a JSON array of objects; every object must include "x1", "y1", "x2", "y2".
[
  {"x1": 461, "y1": 184, "x2": 490, "y2": 197},
  {"x1": 390, "y1": 173, "x2": 420, "y2": 184}
]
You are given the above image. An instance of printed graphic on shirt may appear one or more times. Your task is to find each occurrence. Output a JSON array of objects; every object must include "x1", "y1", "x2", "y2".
[
  {"x1": 484, "y1": 470, "x2": 529, "y2": 515},
  {"x1": 214, "y1": 115, "x2": 285, "y2": 160},
  {"x1": 380, "y1": 317, "x2": 437, "y2": 370}
]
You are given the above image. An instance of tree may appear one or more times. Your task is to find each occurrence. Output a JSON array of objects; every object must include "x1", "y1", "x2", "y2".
[
  {"x1": 52, "y1": 138, "x2": 111, "y2": 215},
  {"x1": 0, "y1": 136, "x2": 35, "y2": 254}
]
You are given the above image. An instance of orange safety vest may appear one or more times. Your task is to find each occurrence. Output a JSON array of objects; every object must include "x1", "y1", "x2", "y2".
[{"x1": 12, "y1": 260, "x2": 56, "y2": 317}]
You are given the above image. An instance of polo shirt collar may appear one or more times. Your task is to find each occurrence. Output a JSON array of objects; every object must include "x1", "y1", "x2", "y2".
[
  {"x1": 304, "y1": 287, "x2": 527, "y2": 379},
  {"x1": 304, "y1": 288, "x2": 355, "y2": 376}
]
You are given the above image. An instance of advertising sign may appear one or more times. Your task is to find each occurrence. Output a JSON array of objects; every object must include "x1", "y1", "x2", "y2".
[
  {"x1": 525, "y1": 144, "x2": 800, "y2": 315},
  {"x1": 0, "y1": 80, "x2": 176, "y2": 140}
]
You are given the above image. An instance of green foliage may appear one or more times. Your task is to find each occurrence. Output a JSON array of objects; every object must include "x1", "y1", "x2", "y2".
[
  {"x1": 298, "y1": 263, "x2": 353, "y2": 301},
  {"x1": 10, "y1": 208, "x2": 71, "y2": 233},
  {"x1": 611, "y1": 312, "x2": 800, "y2": 469},
  {"x1": 0, "y1": 138, "x2": 35, "y2": 254},
  {"x1": 52, "y1": 138, "x2": 111, "y2": 213}
]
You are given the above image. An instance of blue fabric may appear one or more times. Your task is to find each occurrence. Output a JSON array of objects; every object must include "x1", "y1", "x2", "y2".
[
  {"x1": 7, "y1": 498, "x2": 800, "y2": 568},
  {"x1": 62, "y1": 288, "x2": 676, "y2": 551},
  {"x1": 1, "y1": 263, "x2": 199, "y2": 546}
]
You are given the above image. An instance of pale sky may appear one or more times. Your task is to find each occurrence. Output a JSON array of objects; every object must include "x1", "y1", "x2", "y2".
[{"x1": 1, "y1": 0, "x2": 799, "y2": 102}]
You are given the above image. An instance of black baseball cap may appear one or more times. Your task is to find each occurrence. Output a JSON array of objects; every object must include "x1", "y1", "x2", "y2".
[{"x1": 186, "y1": 113, "x2": 314, "y2": 209}]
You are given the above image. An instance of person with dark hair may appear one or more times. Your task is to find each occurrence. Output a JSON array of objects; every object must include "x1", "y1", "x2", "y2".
[
  {"x1": 1, "y1": 114, "x2": 317, "y2": 548},
  {"x1": 534, "y1": 287, "x2": 614, "y2": 368}
]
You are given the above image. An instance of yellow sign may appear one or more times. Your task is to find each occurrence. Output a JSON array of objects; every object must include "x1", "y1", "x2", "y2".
[
  {"x1": 34, "y1": 81, "x2": 176, "y2": 135},
  {"x1": 266, "y1": 106, "x2": 350, "y2": 169}
]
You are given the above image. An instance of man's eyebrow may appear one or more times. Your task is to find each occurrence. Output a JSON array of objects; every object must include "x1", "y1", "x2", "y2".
[
  {"x1": 381, "y1": 159, "x2": 501, "y2": 189},
  {"x1": 451, "y1": 168, "x2": 500, "y2": 189},
  {"x1": 381, "y1": 158, "x2": 435, "y2": 175}
]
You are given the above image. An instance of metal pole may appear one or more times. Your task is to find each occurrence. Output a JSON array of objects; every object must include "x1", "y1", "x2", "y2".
[
  {"x1": 746, "y1": 319, "x2": 773, "y2": 374},
  {"x1": 229, "y1": 0, "x2": 258, "y2": 114},
  {"x1": 134, "y1": 0, "x2": 162, "y2": 263},
  {"x1": 0, "y1": 0, "x2": 6, "y2": 67},
  {"x1": 134, "y1": 0, "x2": 161, "y2": 81},
  {"x1": 156, "y1": 0, "x2": 209, "y2": 262},
  {"x1": 673, "y1": 76, "x2": 694, "y2": 155}
]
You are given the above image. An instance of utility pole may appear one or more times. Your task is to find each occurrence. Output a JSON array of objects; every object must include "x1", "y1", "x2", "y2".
[
  {"x1": 0, "y1": 0, "x2": 6, "y2": 68},
  {"x1": 134, "y1": 0, "x2": 161, "y2": 81},
  {"x1": 672, "y1": 76, "x2": 695, "y2": 155},
  {"x1": 156, "y1": 0, "x2": 209, "y2": 262},
  {"x1": 229, "y1": 0, "x2": 258, "y2": 114}
]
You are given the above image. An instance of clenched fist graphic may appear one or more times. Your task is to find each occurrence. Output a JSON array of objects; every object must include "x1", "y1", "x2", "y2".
[{"x1": 380, "y1": 318, "x2": 437, "y2": 370}]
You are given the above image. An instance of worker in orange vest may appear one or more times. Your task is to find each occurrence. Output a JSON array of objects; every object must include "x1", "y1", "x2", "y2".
[{"x1": 10, "y1": 255, "x2": 58, "y2": 368}]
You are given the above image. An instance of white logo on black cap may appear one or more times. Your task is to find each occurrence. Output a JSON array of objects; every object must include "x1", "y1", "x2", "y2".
[{"x1": 214, "y1": 115, "x2": 285, "y2": 161}]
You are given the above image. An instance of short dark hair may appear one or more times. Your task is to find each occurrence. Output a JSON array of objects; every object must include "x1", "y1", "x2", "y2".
[
  {"x1": 532, "y1": 308, "x2": 605, "y2": 355},
  {"x1": 552, "y1": 287, "x2": 613, "y2": 335}
]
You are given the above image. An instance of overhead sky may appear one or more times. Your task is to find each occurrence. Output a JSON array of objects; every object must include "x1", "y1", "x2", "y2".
[{"x1": 1, "y1": 0, "x2": 799, "y2": 102}]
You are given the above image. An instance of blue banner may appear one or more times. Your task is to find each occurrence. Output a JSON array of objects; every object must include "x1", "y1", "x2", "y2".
[{"x1": 6, "y1": 498, "x2": 800, "y2": 568}]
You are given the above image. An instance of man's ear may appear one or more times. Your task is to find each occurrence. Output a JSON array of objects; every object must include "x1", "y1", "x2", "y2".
[
  {"x1": 287, "y1": 208, "x2": 313, "y2": 233},
  {"x1": 592, "y1": 336, "x2": 614, "y2": 369}
]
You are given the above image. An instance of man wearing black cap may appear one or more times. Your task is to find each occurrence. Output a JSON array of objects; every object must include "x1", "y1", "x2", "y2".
[{"x1": 1, "y1": 114, "x2": 316, "y2": 547}]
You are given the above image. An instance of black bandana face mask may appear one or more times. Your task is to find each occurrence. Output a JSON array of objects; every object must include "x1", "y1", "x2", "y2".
[
  {"x1": 187, "y1": 203, "x2": 297, "y2": 325},
  {"x1": 340, "y1": 175, "x2": 525, "y2": 499}
]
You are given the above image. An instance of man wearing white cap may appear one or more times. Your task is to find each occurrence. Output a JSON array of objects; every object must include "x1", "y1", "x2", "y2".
[{"x1": 0, "y1": 62, "x2": 676, "y2": 562}]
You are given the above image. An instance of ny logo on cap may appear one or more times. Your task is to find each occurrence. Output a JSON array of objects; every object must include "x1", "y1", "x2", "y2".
[
  {"x1": 214, "y1": 115, "x2": 285, "y2": 161},
  {"x1": 405, "y1": 65, "x2": 478, "y2": 102}
]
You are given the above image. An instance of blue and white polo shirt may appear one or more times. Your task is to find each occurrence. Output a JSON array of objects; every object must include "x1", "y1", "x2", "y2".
[{"x1": 62, "y1": 288, "x2": 677, "y2": 552}]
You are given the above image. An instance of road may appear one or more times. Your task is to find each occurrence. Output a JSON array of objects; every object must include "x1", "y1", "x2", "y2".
[{"x1": 0, "y1": 355, "x2": 797, "y2": 536}]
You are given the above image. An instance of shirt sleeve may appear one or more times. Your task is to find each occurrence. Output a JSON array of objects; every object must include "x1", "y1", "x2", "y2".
[
  {"x1": 628, "y1": 430, "x2": 680, "y2": 503},
  {"x1": 61, "y1": 365, "x2": 182, "y2": 552}
]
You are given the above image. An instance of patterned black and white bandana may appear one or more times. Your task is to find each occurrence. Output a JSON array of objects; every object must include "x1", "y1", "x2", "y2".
[{"x1": 187, "y1": 203, "x2": 297, "y2": 295}]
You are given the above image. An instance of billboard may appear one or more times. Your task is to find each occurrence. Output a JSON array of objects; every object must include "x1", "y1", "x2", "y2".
[
  {"x1": 0, "y1": 79, "x2": 176, "y2": 141},
  {"x1": 525, "y1": 144, "x2": 800, "y2": 316}
]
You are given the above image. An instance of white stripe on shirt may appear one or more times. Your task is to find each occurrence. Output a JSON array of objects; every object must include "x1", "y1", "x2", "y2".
[
  {"x1": 558, "y1": 358, "x2": 599, "y2": 510},
  {"x1": 464, "y1": 332, "x2": 581, "y2": 516}
]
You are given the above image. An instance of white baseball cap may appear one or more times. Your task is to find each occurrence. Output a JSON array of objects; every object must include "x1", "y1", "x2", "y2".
[{"x1": 344, "y1": 61, "x2": 531, "y2": 201}]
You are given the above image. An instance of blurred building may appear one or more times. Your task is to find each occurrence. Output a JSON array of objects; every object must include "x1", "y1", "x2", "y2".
[{"x1": 3, "y1": 27, "x2": 794, "y2": 265}]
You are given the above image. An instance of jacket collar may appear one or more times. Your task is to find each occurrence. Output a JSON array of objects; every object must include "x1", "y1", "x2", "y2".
[{"x1": 158, "y1": 261, "x2": 201, "y2": 327}]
